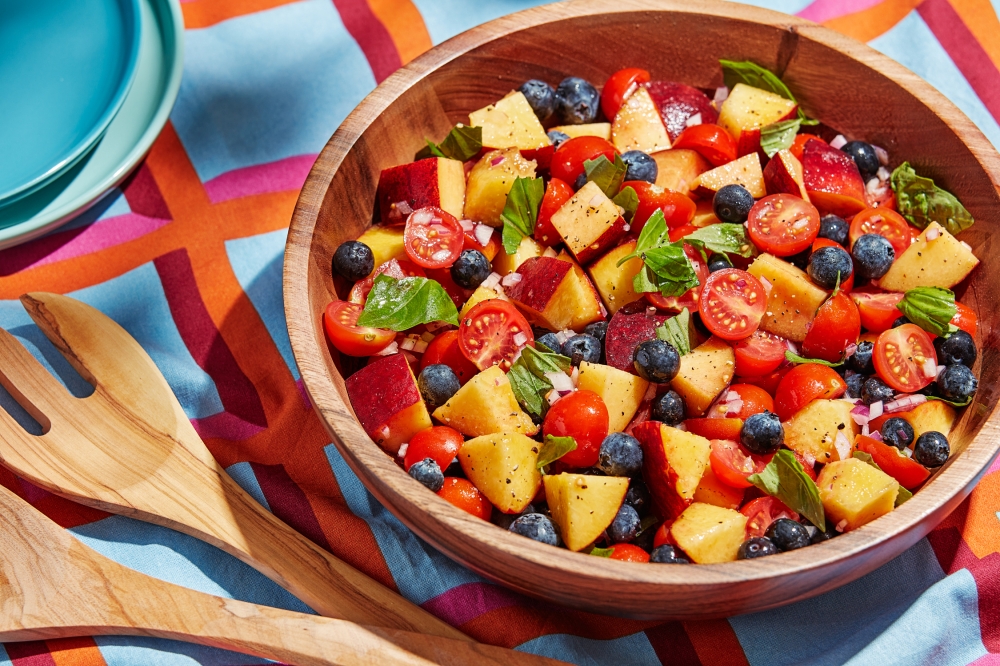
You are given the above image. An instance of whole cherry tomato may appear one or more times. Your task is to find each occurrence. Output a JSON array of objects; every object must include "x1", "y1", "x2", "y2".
[
  {"x1": 801, "y1": 292, "x2": 861, "y2": 363},
  {"x1": 774, "y1": 364, "x2": 847, "y2": 421},
  {"x1": 709, "y1": 439, "x2": 772, "y2": 489},
  {"x1": 625, "y1": 181, "x2": 696, "y2": 234},
  {"x1": 734, "y1": 330, "x2": 788, "y2": 377},
  {"x1": 952, "y1": 302, "x2": 978, "y2": 337},
  {"x1": 535, "y1": 178, "x2": 574, "y2": 246},
  {"x1": 849, "y1": 208, "x2": 912, "y2": 257},
  {"x1": 741, "y1": 497, "x2": 799, "y2": 538},
  {"x1": 788, "y1": 133, "x2": 825, "y2": 162},
  {"x1": 705, "y1": 384, "x2": 774, "y2": 420},
  {"x1": 668, "y1": 225, "x2": 699, "y2": 242},
  {"x1": 403, "y1": 206, "x2": 465, "y2": 269},
  {"x1": 404, "y1": 426, "x2": 463, "y2": 472},
  {"x1": 748, "y1": 194, "x2": 821, "y2": 257},
  {"x1": 542, "y1": 390, "x2": 610, "y2": 468},
  {"x1": 737, "y1": 366, "x2": 791, "y2": 396},
  {"x1": 609, "y1": 543, "x2": 651, "y2": 562},
  {"x1": 699, "y1": 268, "x2": 768, "y2": 341},
  {"x1": 855, "y1": 435, "x2": 930, "y2": 489},
  {"x1": 601, "y1": 67, "x2": 651, "y2": 120},
  {"x1": 549, "y1": 136, "x2": 617, "y2": 185},
  {"x1": 437, "y1": 477, "x2": 492, "y2": 520},
  {"x1": 323, "y1": 301, "x2": 395, "y2": 357},
  {"x1": 874, "y1": 324, "x2": 937, "y2": 393},
  {"x1": 851, "y1": 291, "x2": 904, "y2": 333},
  {"x1": 458, "y1": 300, "x2": 533, "y2": 372},
  {"x1": 421, "y1": 330, "x2": 479, "y2": 384},
  {"x1": 670, "y1": 124, "x2": 738, "y2": 166}
]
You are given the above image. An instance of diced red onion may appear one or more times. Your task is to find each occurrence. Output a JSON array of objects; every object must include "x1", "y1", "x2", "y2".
[
  {"x1": 870, "y1": 215, "x2": 883, "y2": 225},
  {"x1": 459, "y1": 218, "x2": 475, "y2": 232},
  {"x1": 725, "y1": 398, "x2": 744, "y2": 417},
  {"x1": 554, "y1": 329, "x2": 575, "y2": 345},
  {"x1": 501, "y1": 272, "x2": 523, "y2": 287},
  {"x1": 512, "y1": 331, "x2": 528, "y2": 347},
  {"x1": 685, "y1": 112, "x2": 703, "y2": 127},
  {"x1": 397, "y1": 442, "x2": 408, "y2": 458},
  {"x1": 400, "y1": 336, "x2": 417, "y2": 351},
  {"x1": 803, "y1": 452, "x2": 817, "y2": 467},
  {"x1": 926, "y1": 227, "x2": 941, "y2": 241},
  {"x1": 759, "y1": 276, "x2": 773, "y2": 298},
  {"x1": 877, "y1": 166, "x2": 891, "y2": 181},
  {"x1": 922, "y1": 358, "x2": 938, "y2": 379},
  {"x1": 725, "y1": 391, "x2": 740, "y2": 402},
  {"x1": 786, "y1": 339, "x2": 799, "y2": 355},
  {"x1": 835, "y1": 431, "x2": 852, "y2": 460},
  {"x1": 545, "y1": 371, "x2": 575, "y2": 393},
  {"x1": 866, "y1": 178, "x2": 881, "y2": 195},
  {"x1": 491, "y1": 155, "x2": 506, "y2": 166},
  {"x1": 936, "y1": 364, "x2": 946, "y2": 379},
  {"x1": 873, "y1": 145, "x2": 889, "y2": 166},
  {"x1": 413, "y1": 340, "x2": 428, "y2": 354},
  {"x1": 736, "y1": 278, "x2": 747, "y2": 289},
  {"x1": 861, "y1": 423, "x2": 870, "y2": 437},
  {"x1": 474, "y1": 223, "x2": 493, "y2": 246},
  {"x1": 623, "y1": 224, "x2": 631, "y2": 233},
  {"x1": 903, "y1": 447, "x2": 914, "y2": 458},
  {"x1": 851, "y1": 403, "x2": 870, "y2": 426},
  {"x1": 845, "y1": 343, "x2": 858, "y2": 357},
  {"x1": 791, "y1": 218, "x2": 810, "y2": 230},
  {"x1": 431, "y1": 249, "x2": 452, "y2": 262},
  {"x1": 869, "y1": 401, "x2": 884, "y2": 420},
  {"x1": 375, "y1": 341, "x2": 399, "y2": 356},
  {"x1": 842, "y1": 396, "x2": 861, "y2": 404},
  {"x1": 714, "y1": 86, "x2": 730, "y2": 104},
  {"x1": 570, "y1": 365, "x2": 580, "y2": 387},
  {"x1": 589, "y1": 193, "x2": 605, "y2": 207},
  {"x1": 395, "y1": 201, "x2": 414, "y2": 217},
  {"x1": 647, "y1": 306, "x2": 657, "y2": 316},
  {"x1": 542, "y1": 246, "x2": 558, "y2": 258},
  {"x1": 835, "y1": 519, "x2": 848, "y2": 532},
  {"x1": 884, "y1": 394, "x2": 926, "y2": 413},
  {"x1": 410, "y1": 208, "x2": 432, "y2": 225},
  {"x1": 546, "y1": 390, "x2": 561, "y2": 407},
  {"x1": 420, "y1": 331, "x2": 436, "y2": 343},
  {"x1": 869, "y1": 430, "x2": 884, "y2": 442},
  {"x1": 599, "y1": 302, "x2": 608, "y2": 317},
  {"x1": 830, "y1": 134, "x2": 848, "y2": 149},
  {"x1": 481, "y1": 272, "x2": 502, "y2": 289}
]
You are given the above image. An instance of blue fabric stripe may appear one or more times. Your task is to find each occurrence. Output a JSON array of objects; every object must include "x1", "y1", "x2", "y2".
[
  {"x1": 411, "y1": 0, "x2": 549, "y2": 44},
  {"x1": 226, "y1": 461, "x2": 272, "y2": 512},
  {"x1": 517, "y1": 630, "x2": 660, "y2": 666}
]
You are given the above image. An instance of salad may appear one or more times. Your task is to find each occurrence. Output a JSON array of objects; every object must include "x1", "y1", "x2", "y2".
[{"x1": 324, "y1": 60, "x2": 980, "y2": 565}]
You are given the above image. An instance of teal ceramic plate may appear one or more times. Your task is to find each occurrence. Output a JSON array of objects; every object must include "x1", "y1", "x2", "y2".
[
  {"x1": 0, "y1": 0, "x2": 183, "y2": 248},
  {"x1": 0, "y1": 0, "x2": 142, "y2": 204}
]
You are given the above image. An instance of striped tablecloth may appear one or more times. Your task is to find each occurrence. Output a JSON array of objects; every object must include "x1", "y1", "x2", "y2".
[{"x1": 1, "y1": 1, "x2": 998, "y2": 664}]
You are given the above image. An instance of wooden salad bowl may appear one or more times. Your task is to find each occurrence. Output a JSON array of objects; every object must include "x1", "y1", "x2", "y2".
[{"x1": 284, "y1": 0, "x2": 1000, "y2": 619}]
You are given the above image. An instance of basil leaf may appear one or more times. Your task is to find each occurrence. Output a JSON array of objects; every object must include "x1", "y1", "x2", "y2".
[
  {"x1": 613, "y1": 185, "x2": 639, "y2": 222},
  {"x1": 634, "y1": 514, "x2": 659, "y2": 539},
  {"x1": 357, "y1": 275, "x2": 459, "y2": 330},
  {"x1": 784, "y1": 350, "x2": 844, "y2": 367},
  {"x1": 508, "y1": 362, "x2": 551, "y2": 419},
  {"x1": 927, "y1": 395, "x2": 973, "y2": 407},
  {"x1": 897, "y1": 287, "x2": 958, "y2": 338},
  {"x1": 748, "y1": 449, "x2": 826, "y2": 531},
  {"x1": 537, "y1": 434, "x2": 577, "y2": 470},
  {"x1": 500, "y1": 176, "x2": 545, "y2": 254},
  {"x1": 760, "y1": 118, "x2": 801, "y2": 158},
  {"x1": 644, "y1": 244, "x2": 700, "y2": 297},
  {"x1": 895, "y1": 486, "x2": 913, "y2": 507},
  {"x1": 890, "y1": 162, "x2": 974, "y2": 235},
  {"x1": 584, "y1": 153, "x2": 627, "y2": 198},
  {"x1": 617, "y1": 210, "x2": 668, "y2": 266},
  {"x1": 656, "y1": 308, "x2": 693, "y2": 356},
  {"x1": 633, "y1": 265, "x2": 661, "y2": 294},
  {"x1": 415, "y1": 139, "x2": 447, "y2": 160},
  {"x1": 590, "y1": 546, "x2": 614, "y2": 558},
  {"x1": 520, "y1": 344, "x2": 572, "y2": 376},
  {"x1": 719, "y1": 60, "x2": 816, "y2": 126},
  {"x1": 416, "y1": 125, "x2": 482, "y2": 162},
  {"x1": 684, "y1": 223, "x2": 756, "y2": 258},
  {"x1": 853, "y1": 451, "x2": 912, "y2": 506}
]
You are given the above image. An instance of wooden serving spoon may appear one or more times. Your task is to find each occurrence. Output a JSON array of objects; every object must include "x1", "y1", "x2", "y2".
[
  {"x1": 0, "y1": 292, "x2": 464, "y2": 642},
  {"x1": 0, "y1": 480, "x2": 563, "y2": 665}
]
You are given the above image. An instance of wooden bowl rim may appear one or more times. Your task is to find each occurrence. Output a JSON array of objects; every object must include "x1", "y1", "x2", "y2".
[{"x1": 285, "y1": 0, "x2": 1000, "y2": 594}]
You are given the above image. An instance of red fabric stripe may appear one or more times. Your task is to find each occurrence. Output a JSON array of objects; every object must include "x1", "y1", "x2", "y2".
[
  {"x1": 645, "y1": 622, "x2": 703, "y2": 665},
  {"x1": 330, "y1": 0, "x2": 402, "y2": 83},
  {"x1": 250, "y1": 462, "x2": 333, "y2": 551},
  {"x1": 153, "y1": 249, "x2": 267, "y2": 426},
  {"x1": 917, "y1": 0, "x2": 1000, "y2": 122},
  {"x1": 121, "y1": 163, "x2": 172, "y2": 220},
  {"x1": 4, "y1": 642, "x2": 58, "y2": 666}
]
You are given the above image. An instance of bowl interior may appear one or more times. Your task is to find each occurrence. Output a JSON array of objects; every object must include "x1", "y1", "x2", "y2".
[{"x1": 285, "y1": 0, "x2": 1000, "y2": 619}]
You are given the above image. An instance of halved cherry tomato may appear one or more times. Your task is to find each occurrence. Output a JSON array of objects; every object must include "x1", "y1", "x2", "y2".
[
  {"x1": 774, "y1": 364, "x2": 847, "y2": 421},
  {"x1": 647, "y1": 243, "x2": 708, "y2": 312},
  {"x1": 738, "y1": 366, "x2": 791, "y2": 395},
  {"x1": 851, "y1": 291, "x2": 903, "y2": 333},
  {"x1": 849, "y1": 208, "x2": 912, "y2": 257},
  {"x1": 855, "y1": 435, "x2": 931, "y2": 489},
  {"x1": 421, "y1": 330, "x2": 479, "y2": 384},
  {"x1": 437, "y1": 477, "x2": 492, "y2": 520},
  {"x1": 543, "y1": 390, "x2": 610, "y2": 468},
  {"x1": 653, "y1": 521, "x2": 675, "y2": 548},
  {"x1": 710, "y1": 439, "x2": 772, "y2": 489},
  {"x1": 535, "y1": 178, "x2": 574, "y2": 246},
  {"x1": 608, "y1": 543, "x2": 651, "y2": 563},
  {"x1": 699, "y1": 268, "x2": 767, "y2": 341},
  {"x1": 458, "y1": 300, "x2": 533, "y2": 372},
  {"x1": 403, "y1": 206, "x2": 464, "y2": 269},
  {"x1": 626, "y1": 181, "x2": 697, "y2": 234},
  {"x1": 404, "y1": 426, "x2": 463, "y2": 472},
  {"x1": 549, "y1": 136, "x2": 617, "y2": 185},
  {"x1": 463, "y1": 224, "x2": 499, "y2": 261},
  {"x1": 323, "y1": 301, "x2": 395, "y2": 357},
  {"x1": 801, "y1": 292, "x2": 861, "y2": 363},
  {"x1": 734, "y1": 330, "x2": 788, "y2": 377},
  {"x1": 741, "y1": 497, "x2": 799, "y2": 538},
  {"x1": 874, "y1": 324, "x2": 937, "y2": 393},
  {"x1": 706, "y1": 384, "x2": 774, "y2": 420},
  {"x1": 601, "y1": 67, "x2": 651, "y2": 120},
  {"x1": 793, "y1": 450, "x2": 818, "y2": 480},
  {"x1": 684, "y1": 418, "x2": 743, "y2": 440},
  {"x1": 349, "y1": 258, "x2": 425, "y2": 304},
  {"x1": 952, "y1": 302, "x2": 978, "y2": 337},
  {"x1": 810, "y1": 237, "x2": 854, "y2": 291},
  {"x1": 788, "y1": 133, "x2": 824, "y2": 162},
  {"x1": 671, "y1": 124, "x2": 738, "y2": 166},
  {"x1": 748, "y1": 194, "x2": 821, "y2": 257}
]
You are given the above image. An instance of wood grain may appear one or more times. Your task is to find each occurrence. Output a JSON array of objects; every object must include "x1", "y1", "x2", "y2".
[
  {"x1": 0, "y1": 482, "x2": 564, "y2": 666},
  {"x1": 284, "y1": 0, "x2": 1000, "y2": 619}
]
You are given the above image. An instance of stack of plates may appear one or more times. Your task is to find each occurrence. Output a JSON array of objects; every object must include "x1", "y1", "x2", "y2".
[{"x1": 0, "y1": 0, "x2": 183, "y2": 249}]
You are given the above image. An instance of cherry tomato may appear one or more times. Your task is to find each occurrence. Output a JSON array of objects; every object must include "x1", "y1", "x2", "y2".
[
  {"x1": 738, "y1": 366, "x2": 790, "y2": 395},
  {"x1": 348, "y1": 258, "x2": 425, "y2": 304},
  {"x1": 323, "y1": 301, "x2": 395, "y2": 357},
  {"x1": 543, "y1": 390, "x2": 610, "y2": 468},
  {"x1": 647, "y1": 243, "x2": 708, "y2": 312},
  {"x1": 626, "y1": 181, "x2": 696, "y2": 234},
  {"x1": 774, "y1": 364, "x2": 847, "y2": 421},
  {"x1": 801, "y1": 292, "x2": 861, "y2": 363},
  {"x1": 855, "y1": 435, "x2": 931, "y2": 489},
  {"x1": 705, "y1": 384, "x2": 774, "y2": 420},
  {"x1": 793, "y1": 450, "x2": 818, "y2": 480},
  {"x1": 874, "y1": 324, "x2": 938, "y2": 393},
  {"x1": 867, "y1": 186, "x2": 897, "y2": 211},
  {"x1": 425, "y1": 267, "x2": 471, "y2": 308},
  {"x1": 463, "y1": 224, "x2": 499, "y2": 261},
  {"x1": 810, "y1": 237, "x2": 854, "y2": 291},
  {"x1": 709, "y1": 439, "x2": 772, "y2": 489},
  {"x1": 549, "y1": 136, "x2": 617, "y2": 185},
  {"x1": 748, "y1": 194, "x2": 821, "y2": 257},
  {"x1": 668, "y1": 225, "x2": 699, "y2": 242},
  {"x1": 849, "y1": 208, "x2": 912, "y2": 257},
  {"x1": 670, "y1": 124, "x2": 738, "y2": 166},
  {"x1": 684, "y1": 418, "x2": 743, "y2": 440},
  {"x1": 608, "y1": 543, "x2": 651, "y2": 563},
  {"x1": 699, "y1": 268, "x2": 768, "y2": 341},
  {"x1": 421, "y1": 330, "x2": 479, "y2": 384},
  {"x1": 788, "y1": 134, "x2": 825, "y2": 162},
  {"x1": 601, "y1": 67, "x2": 651, "y2": 120},
  {"x1": 952, "y1": 302, "x2": 978, "y2": 337},
  {"x1": 404, "y1": 426, "x2": 463, "y2": 472},
  {"x1": 653, "y1": 521, "x2": 675, "y2": 548},
  {"x1": 741, "y1": 497, "x2": 799, "y2": 538},
  {"x1": 852, "y1": 291, "x2": 904, "y2": 333},
  {"x1": 402, "y1": 206, "x2": 464, "y2": 269},
  {"x1": 535, "y1": 178, "x2": 574, "y2": 246},
  {"x1": 437, "y1": 477, "x2": 492, "y2": 520},
  {"x1": 458, "y1": 300, "x2": 533, "y2": 372},
  {"x1": 734, "y1": 330, "x2": 788, "y2": 377}
]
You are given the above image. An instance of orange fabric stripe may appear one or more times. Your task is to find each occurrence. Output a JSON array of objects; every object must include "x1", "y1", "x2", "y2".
[
  {"x1": 366, "y1": 0, "x2": 433, "y2": 64},
  {"x1": 46, "y1": 637, "x2": 107, "y2": 666},
  {"x1": 960, "y1": 471, "x2": 1000, "y2": 559},
  {"x1": 683, "y1": 619, "x2": 751, "y2": 666},
  {"x1": 182, "y1": 0, "x2": 302, "y2": 30},
  {"x1": 947, "y1": 0, "x2": 1000, "y2": 70},
  {"x1": 823, "y1": 0, "x2": 924, "y2": 42}
]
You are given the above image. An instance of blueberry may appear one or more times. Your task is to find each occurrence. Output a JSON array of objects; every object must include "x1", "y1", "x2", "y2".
[
  {"x1": 562, "y1": 334, "x2": 602, "y2": 366},
  {"x1": 861, "y1": 377, "x2": 895, "y2": 405},
  {"x1": 737, "y1": 536, "x2": 779, "y2": 559},
  {"x1": 740, "y1": 411, "x2": 783, "y2": 455},
  {"x1": 554, "y1": 77, "x2": 600, "y2": 125},
  {"x1": 765, "y1": 517, "x2": 811, "y2": 551},
  {"x1": 621, "y1": 150, "x2": 658, "y2": 184},
  {"x1": 818, "y1": 215, "x2": 850, "y2": 246},
  {"x1": 708, "y1": 254, "x2": 732, "y2": 273},
  {"x1": 808, "y1": 522, "x2": 840, "y2": 543},
  {"x1": 847, "y1": 340, "x2": 875, "y2": 375},
  {"x1": 547, "y1": 130, "x2": 571, "y2": 149},
  {"x1": 650, "y1": 544, "x2": 690, "y2": 564},
  {"x1": 332, "y1": 240, "x2": 374, "y2": 281},
  {"x1": 509, "y1": 513, "x2": 561, "y2": 546},
  {"x1": 625, "y1": 480, "x2": 651, "y2": 514},
  {"x1": 518, "y1": 79, "x2": 555, "y2": 121},
  {"x1": 913, "y1": 431, "x2": 950, "y2": 468},
  {"x1": 417, "y1": 364, "x2": 461, "y2": 411},
  {"x1": 608, "y1": 504, "x2": 641, "y2": 543},
  {"x1": 787, "y1": 248, "x2": 811, "y2": 271},
  {"x1": 584, "y1": 320, "x2": 608, "y2": 342},
  {"x1": 450, "y1": 249, "x2": 491, "y2": 289},
  {"x1": 597, "y1": 432, "x2": 644, "y2": 477},
  {"x1": 851, "y1": 233, "x2": 895, "y2": 280},
  {"x1": 573, "y1": 173, "x2": 588, "y2": 190},
  {"x1": 492, "y1": 504, "x2": 534, "y2": 530},
  {"x1": 651, "y1": 389, "x2": 685, "y2": 426},
  {"x1": 633, "y1": 339, "x2": 681, "y2": 382},
  {"x1": 935, "y1": 330, "x2": 977, "y2": 367},
  {"x1": 937, "y1": 363, "x2": 977, "y2": 402},
  {"x1": 536, "y1": 332, "x2": 562, "y2": 353},
  {"x1": 880, "y1": 417, "x2": 914, "y2": 450},
  {"x1": 892, "y1": 316, "x2": 911, "y2": 328},
  {"x1": 841, "y1": 141, "x2": 880, "y2": 181},
  {"x1": 807, "y1": 246, "x2": 854, "y2": 290},
  {"x1": 845, "y1": 372, "x2": 864, "y2": 400},
  {"x1": 408, "y1": 458, "x2": 444, "y2": 492},
  {"x1": 713, "y1": 184, "x2": 755, "y2": 224}
]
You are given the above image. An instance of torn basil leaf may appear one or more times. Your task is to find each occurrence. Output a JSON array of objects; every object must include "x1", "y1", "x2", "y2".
[
  {"x1": 684, "y1": 223, "x2": 755, "y2": 258},
  {"x1": 584, "y1": 153, "x2": 627, "y2": 198},
  {"x1": 537, "y1": 434, "x2": 577, "y2": 470},
  {"x1": 748, "y1": 449, "x2": 826, "y2": 531},
  {"x1": 656, "y1": 308, "x2": 693, "y2": 356},
  {"x1": 897, "y1": 286, "x2": 958, "y2": 338},
  {"x1": 500, "y1": 176, "x2": 545, "y2": 254},
  {"x1": 760, "y1": 118, "x2": 801, "y2": 157},
  {"x1": 416, "y1": 124, "x2": 483, "y2": 162},
  {"x1": 356, "y1": 275, "x2": 459, "y2": 330},
  {"x1": 890, "y1": 162, "x2": 974, "y2": 235},
  {"x1": 613, "y1": 185, "x2": 639, "y2": 222},
  {"x1": 784, "y1": 350, "x2": 844, "y2": 367}
]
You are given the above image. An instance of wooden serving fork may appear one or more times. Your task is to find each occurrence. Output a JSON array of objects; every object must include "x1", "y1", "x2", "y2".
[{"x1": 0, "y1": 293, "x2": 464, "y2": 641}]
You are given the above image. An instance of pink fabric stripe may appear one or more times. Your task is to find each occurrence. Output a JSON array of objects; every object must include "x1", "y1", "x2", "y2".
[
  {"x1": 971, "y1": 654, "x2": 1000, "y2": 664},
  {"x1": 987, "y1": 455, "x2": 1000, "y2": 476},
  {"x1": 202, "y1": 154, "x2": 318, "y2": 204},
  {"x1": 420, "y1": 582, "x2": 522, "y2": 627},
  {"x1": 18, "y1": 478, "x2": 50, "y2": 504},
  {"x1": 192, "y1": 411, "x2": 267, "y2": 441},
  {"x1": 796, "y1": 0, "x2": 884, "y2": 23}
]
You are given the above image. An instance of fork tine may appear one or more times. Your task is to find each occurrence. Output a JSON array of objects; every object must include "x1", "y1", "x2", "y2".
[{"x1": 0, "y1": 326, "x2": 72, "y2": 434}]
